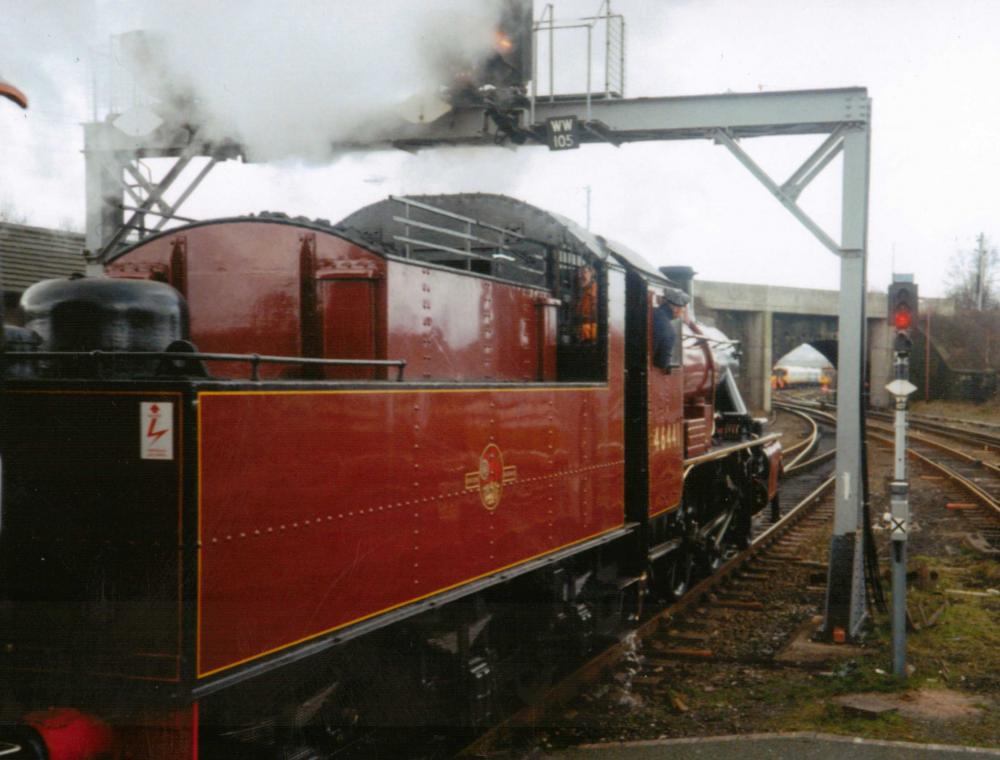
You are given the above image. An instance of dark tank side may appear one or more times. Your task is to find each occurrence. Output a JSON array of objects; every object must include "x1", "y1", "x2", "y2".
[
  {"x1": 21, "y1": 276, "x2": 189, "y2": 353},
  {"x1": 17, "y1": 276, "x2": 189, "y2": 377}
]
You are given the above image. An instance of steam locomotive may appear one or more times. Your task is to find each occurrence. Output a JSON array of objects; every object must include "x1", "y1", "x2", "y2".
[{"x1": 0, "y1": 194, "x2": 780, "y2": 758}]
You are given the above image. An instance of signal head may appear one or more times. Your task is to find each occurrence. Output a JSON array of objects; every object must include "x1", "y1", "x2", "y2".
[
  {"x1": 888, "y1": 279, "x2": 919, "y2": 354},
  {"x1": 893, "y1": 306, "x2": 912, "y2": 331},
  {"x1": 888, "y1": 282, "x2": 918, "y2": 325}
]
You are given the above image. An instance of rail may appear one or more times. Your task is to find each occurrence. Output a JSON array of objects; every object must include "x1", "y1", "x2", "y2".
[
  {"x1": 777, "y1": 405, "x2": 819, "y2": 466},
  {"x1": 869, "y1": 408, "x2": 1000, "y2": 451},
  {"x1": 774, "y1": 400, "x2": 837, "y2": 473},
  {"x1": 788, "y1": 400, "x2": 1000, "y2": 517},
  {"x1": 1, "y1": 350, "x2": 408, "y2": 382},
  {"x1": 867, "y1": 419, "x2": 1000, "y2": 519}
]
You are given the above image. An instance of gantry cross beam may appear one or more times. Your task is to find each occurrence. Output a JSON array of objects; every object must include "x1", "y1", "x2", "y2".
[{"x1": 84, "y1": 86, "x2": 872, "y2": 637}]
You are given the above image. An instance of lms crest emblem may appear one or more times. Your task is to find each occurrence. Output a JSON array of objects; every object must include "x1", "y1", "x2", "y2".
[{"x1": 465, "y1": 443, "x2": 517, "y2": 511}]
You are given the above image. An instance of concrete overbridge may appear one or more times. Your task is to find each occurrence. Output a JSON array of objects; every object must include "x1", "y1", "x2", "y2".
[{"x1": 693, "y1": 280, "x2": 954, "y2": 412}]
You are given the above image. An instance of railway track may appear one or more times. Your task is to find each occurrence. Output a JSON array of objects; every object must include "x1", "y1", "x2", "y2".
[
  {"x1": 462, "y1": 408, "x2": 839, "y2": 756},
  {"x1": 781, "y1": 398, "x2": 1000, "y2": 550},
  {"x1": 866, "y1": 411, "x2": 1000, "y2": 553},
  {"x1": 774, "y1": 404, "x2": 837, "y2": 515},
  {"x1": 781, "y1": 397, "x2": 1000, "y2": 500}
]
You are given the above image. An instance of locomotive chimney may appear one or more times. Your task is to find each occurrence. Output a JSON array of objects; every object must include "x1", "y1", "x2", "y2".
[{"x1": 659, "y1": 265, "x2": 696, "y2": 318}]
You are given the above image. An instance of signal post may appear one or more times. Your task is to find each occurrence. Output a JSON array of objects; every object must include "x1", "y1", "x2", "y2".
[{"x1": 886, "y1": 276, "x2": 918, "y2": 678}]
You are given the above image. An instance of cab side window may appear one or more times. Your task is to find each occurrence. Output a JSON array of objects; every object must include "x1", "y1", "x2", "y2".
[
  {"x1": 651, "y1": 295, "x2": 684, "y2": 370},
  {"x1": 555, "y1": 257, "x2": 607, "y2": 381}
]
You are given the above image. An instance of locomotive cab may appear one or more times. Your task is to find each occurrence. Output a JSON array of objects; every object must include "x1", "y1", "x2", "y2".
[{"x1": 614, "y1": 246, "x2": 781, "y2": 598}]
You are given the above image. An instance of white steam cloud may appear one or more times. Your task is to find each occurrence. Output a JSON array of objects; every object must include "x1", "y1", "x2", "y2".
[
  {"x1": 0, "y1": 0, "x2": 515, "y2": 228},
  {"x1": 129, "y1": 0, "x2": 506, "y2": 161}
]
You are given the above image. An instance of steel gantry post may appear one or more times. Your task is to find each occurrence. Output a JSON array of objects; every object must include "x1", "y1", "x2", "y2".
[
  {"x1": 83, "y1": 122, "x2": 128, "y2": 274},
  {"x1": 83, "y1": 121, "x2": 238, "y2": 265},
  {"x1": 828, "y1": 124, "x2": 872, "y2": 639},
  {"x1": 709, "y1": 105, "x2": 872, "y2": 639}
]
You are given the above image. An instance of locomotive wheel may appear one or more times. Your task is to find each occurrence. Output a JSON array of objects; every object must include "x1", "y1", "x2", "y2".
[
  {"x1": 732, "y1": 504, "x2": 753, "y2": 550},
  {"x1": 664, "y1": 542, "x2": 694, "y2": 600},
  {"x1": 700, "y1": 542, "x2": 724, "y2": 575},
  {"x1": 515, "y1": 660, "x2": 557, "y2": 704},
  {"x1": 660, "y1": 497, "x2": 700, "y2": 600}
]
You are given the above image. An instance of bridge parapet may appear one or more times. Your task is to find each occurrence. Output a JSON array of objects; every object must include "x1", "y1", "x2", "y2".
[
  {"x1": 695, "y1": 280, "x2": 954, "y2": 319},
  {"x1": 691, "y1": 279, "x2": 955, "y2": 410}
]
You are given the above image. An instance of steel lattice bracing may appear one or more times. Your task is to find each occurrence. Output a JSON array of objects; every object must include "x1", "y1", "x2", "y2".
[{"x1": 83, "y1": 86, "x2": 872, "y2": 637}]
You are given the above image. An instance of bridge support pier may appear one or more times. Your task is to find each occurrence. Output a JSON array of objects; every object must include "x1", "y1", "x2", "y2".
[
  {"x1": 868, "y1": 319, "x2": 894, "y2": 408},
  {"x1": 743, "y1": 310, "x2": 773, "y2": 413}
]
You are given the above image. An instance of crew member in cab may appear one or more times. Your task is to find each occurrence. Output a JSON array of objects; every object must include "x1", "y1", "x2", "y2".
[
  {"x1": 652, "y1": 289, "x2": 688, "y2": 370},
  {"x1": 574, "y1": 265, "x2": 598, "y2": 343}
]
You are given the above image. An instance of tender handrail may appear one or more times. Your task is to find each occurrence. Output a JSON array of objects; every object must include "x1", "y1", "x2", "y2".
[{"x1": 1, "y1": 350, "x2": 407, "y2": 382}]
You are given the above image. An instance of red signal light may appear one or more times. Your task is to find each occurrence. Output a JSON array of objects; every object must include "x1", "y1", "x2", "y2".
[{"x1": 893, "y1": 307, "x2": 912, "y2": 331}]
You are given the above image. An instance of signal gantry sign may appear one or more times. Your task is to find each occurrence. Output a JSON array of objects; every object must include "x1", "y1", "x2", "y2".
[{"x1": 547, "y1": 116, "x2": 580, "y2": 150}]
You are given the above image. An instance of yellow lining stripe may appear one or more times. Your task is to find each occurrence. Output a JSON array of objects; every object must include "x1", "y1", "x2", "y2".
[
  {"x1": 648, "y1": 502, "x2": 681, "y2": 519},
  {"x1": 199, "y1": 384, "x2": 610, "y2": 398},
  {"x1": 4, "y1": 389, "x2": 182, "y2": 396},
  {"x1": 196, "y1": 395, "x2": 204, "y2": 677}
]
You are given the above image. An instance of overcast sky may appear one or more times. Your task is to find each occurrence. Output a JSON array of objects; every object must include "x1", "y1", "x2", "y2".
[{"x1": 2, "y1": 0, "x2": 998, "y2": 298}]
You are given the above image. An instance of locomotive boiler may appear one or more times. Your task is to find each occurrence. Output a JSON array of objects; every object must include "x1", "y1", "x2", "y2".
[{"x1": 0, "y1": 194, "x2": 780, "y2": 758}]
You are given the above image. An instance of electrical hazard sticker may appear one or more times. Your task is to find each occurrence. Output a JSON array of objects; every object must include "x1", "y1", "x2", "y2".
[{"x1": 141, "y1": 402, "x2": 174, "y2": 460}]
